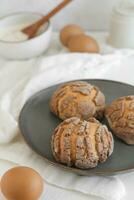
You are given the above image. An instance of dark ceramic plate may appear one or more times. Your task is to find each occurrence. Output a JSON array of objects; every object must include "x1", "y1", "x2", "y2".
[{"x1": 19, "y1": 79, "x2": 134, "y2": 176}]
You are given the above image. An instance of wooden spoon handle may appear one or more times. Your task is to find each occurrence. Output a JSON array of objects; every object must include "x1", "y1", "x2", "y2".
[
  {"x1": 38, "y1": 0, "x2": 73, "y2": 26},
  {"x1": 23, "y1": 0, "x2": 73, "y2": 38}
]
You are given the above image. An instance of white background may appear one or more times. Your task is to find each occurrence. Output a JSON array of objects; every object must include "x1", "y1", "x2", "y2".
[
  {"x1": 1, "y1": 1, "x2": 133, "y2": 200},
  {"x1": 0, "y1": 0, "x2": 117, "y2": 31}
]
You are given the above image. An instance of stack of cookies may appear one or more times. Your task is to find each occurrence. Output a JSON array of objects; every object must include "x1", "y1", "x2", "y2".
[{"x1": 50, "y1": 81, "x2": 134, "y2": 169}]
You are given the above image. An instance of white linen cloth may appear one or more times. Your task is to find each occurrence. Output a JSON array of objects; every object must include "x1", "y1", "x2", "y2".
[{"x1": 0, "y1": 33, "x2": 134, "y2": 200}]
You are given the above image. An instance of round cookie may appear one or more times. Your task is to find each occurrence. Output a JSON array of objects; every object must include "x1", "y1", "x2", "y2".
[
  {"x1": 105, "y1": 96, "x2": 134, "y2": 145},
  {"x1": 51, "y1": 117, "x2": 114, "y2": 169},
  {"x1": 50, "y1": 81, "x2": 105, "y2": 120}
]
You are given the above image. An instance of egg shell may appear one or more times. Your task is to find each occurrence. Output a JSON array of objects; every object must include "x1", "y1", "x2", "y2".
[
  {"x1": 1, "y1": 166, "x2": 44, "y2": 200},
  {"x1": 60, "y1": 24, "x2": 84, "y2": 47},
  {"x1": 68, "y1": 34, "x2": 100, "y2": 53}
]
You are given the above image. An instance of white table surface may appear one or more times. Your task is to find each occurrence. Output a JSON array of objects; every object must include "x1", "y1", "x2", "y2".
[{"x1": 0, "y1": 32, "x2": 134, "y2": 200}]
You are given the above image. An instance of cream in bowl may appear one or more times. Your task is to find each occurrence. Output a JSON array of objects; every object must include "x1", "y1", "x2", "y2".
[{"x1": 0, "y1": 12, "x2": 52, "y2": 59}]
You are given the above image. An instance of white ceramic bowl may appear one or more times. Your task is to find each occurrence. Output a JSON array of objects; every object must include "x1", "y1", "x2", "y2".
[{"x1": 0, "y1": 12, "x2": 52, "y2": 59}]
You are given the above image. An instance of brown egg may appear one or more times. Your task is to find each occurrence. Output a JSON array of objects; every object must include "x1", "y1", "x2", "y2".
[
  {"x1": 68, "y1": 34, "x2": 100, "y2": 53},
  {"x1": 1, "y1": 166, "x2": 44, "y2": 200},
  {"x1": 60, "y1": 24, "x2": 84, "y2": 46}
]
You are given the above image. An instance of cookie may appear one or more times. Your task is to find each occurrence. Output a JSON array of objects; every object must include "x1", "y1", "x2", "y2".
[
  {"x1": 50, "y1": 81, "x2": 105, "y2": 120},
  {"x1": 51, "y1": 117, "x2": 114, "y2": 169},
  {"x1": 105, "y1": 96, "x2": 134, "y2": 144}
]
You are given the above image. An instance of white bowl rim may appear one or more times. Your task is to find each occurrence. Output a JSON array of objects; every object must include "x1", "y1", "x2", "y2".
[{"x1": 0, "y1": 11, "x2": 51, "y2": 44}]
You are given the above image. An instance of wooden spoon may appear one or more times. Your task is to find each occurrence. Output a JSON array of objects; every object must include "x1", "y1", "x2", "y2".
[{"x1": 22, "y1": 0, "x2": 73, "y2": 39}]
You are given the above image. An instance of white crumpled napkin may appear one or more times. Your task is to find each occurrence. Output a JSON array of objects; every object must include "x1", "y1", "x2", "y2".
[{"x1": 0, "y1": 51, "x2": 134, "y2": 200}]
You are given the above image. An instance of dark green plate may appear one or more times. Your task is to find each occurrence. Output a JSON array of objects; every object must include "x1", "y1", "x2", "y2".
[{"x1": 19, "y1": 79, "x2": 134, "y2": 176}]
